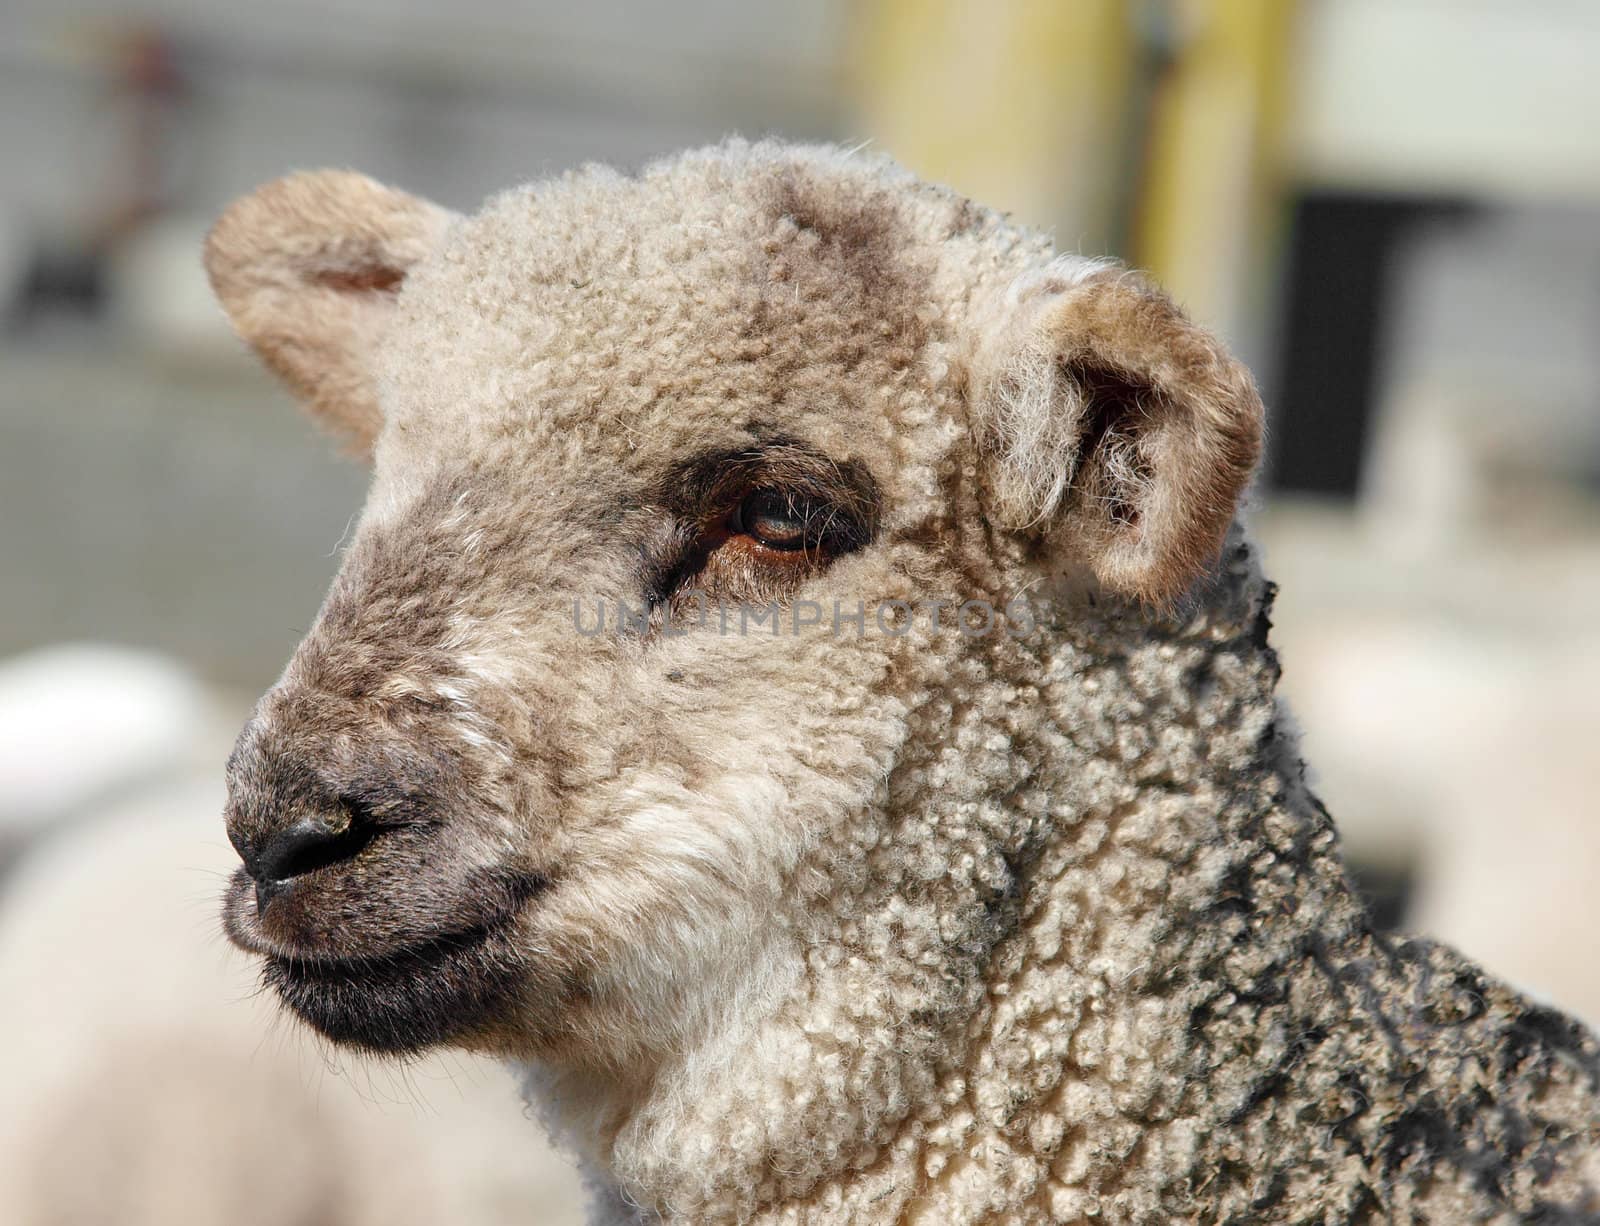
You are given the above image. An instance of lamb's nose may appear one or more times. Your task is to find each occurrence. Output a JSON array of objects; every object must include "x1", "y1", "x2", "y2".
[{"x1": 240, "y1": 814, "x2": 371, "y2": 915}]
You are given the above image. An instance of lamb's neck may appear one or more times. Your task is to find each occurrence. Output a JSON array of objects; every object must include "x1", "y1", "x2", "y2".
[
  {"x1": 554, "y1": 544, "x2": 1375, "y2": 1222},
  {"x1": 574, "y1": 773, "x2": 1356, "y2": 1225}
]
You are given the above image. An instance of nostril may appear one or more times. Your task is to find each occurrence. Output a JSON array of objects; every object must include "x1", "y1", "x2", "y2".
[
  {"x1": 246, "y1": 812, "x2": 380, "y2": 913},
  {"x1": 255, "y1": 817, "x2": 344, "y2": 881}
]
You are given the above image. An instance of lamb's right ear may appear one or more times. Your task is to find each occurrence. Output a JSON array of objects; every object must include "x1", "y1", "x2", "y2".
[
  {"x1": 204, "y1": 171, "x2": 455, "y2": 458},
  {"x1": 969, "y1": 258, "x2": 1264, "y2": 605}
]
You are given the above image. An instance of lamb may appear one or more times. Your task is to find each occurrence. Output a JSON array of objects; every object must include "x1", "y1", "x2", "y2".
[{"x1": 203, "y1": 140, "x2": 1600, "y2": 1224}]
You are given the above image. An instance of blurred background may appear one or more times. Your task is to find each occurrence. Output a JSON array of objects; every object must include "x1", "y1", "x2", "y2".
[{"x1": 2, "y1": 1, "x2": 1597, "y2": 1222}]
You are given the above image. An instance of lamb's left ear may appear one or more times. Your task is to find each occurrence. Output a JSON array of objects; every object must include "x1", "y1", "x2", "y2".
[
  {"x1": 204, "y1": 170, "x2": 456, "y2": 458},
  {"x1": 969, "y1": 259, "x2": 1264, "y2": 604}
]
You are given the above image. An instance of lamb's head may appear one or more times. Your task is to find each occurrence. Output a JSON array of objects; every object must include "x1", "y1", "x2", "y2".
[{"x1": 209, "y1": 142, "x2": 1262, "y2": 1173}]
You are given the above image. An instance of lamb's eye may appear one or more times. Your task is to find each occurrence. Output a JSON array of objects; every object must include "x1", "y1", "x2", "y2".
[
  {"x1": 734, "y1": 489, "x2": 810, "y2": 551},
  {"x1": 641, "y1": 452, "x2": 877, "y2": 613}
]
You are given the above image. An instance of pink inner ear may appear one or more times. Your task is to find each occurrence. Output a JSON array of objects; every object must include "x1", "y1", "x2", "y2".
[{"x1": 310, "y1": 265, "x2": 406, "y2": 294}]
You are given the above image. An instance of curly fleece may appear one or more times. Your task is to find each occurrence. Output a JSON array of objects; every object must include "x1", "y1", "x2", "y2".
[{"x1": 204, "y1": 141, "x2": 1600, "y2": 1224}]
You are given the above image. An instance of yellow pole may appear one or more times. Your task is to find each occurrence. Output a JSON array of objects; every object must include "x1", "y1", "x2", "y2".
[
  {"x1": 851, "y1": 0, "x2": 1298, "y2": 340},
  {"x1": 1132, "y1": 0, "x2": 1298, "y2": 336},
  {"x1": 849, "y1": 0, "x2": 1135, "y2": 245}
]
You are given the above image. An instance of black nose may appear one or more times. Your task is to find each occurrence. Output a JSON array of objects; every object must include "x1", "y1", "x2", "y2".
[{"x1": 239, "y1": 814, "x2": 376, "y2": 915}]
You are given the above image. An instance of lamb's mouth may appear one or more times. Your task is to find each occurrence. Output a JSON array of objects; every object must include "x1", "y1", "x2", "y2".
[
  {"x1": 223, "y1": 872, "x2": 537, "y2": 1055},
  {"x1": 262, "y1": 919, "x2": 526, "y2": 1055}
]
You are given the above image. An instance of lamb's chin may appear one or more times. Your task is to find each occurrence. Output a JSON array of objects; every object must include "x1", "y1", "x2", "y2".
[{"x1": 260, "y1": 920, "x2": 527, "y2": 1055}]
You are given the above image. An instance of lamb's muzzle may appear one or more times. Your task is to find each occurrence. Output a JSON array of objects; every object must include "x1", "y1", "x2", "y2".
[{"x1": 221, "y1": 696, "x2": 547, "y2": 1054}]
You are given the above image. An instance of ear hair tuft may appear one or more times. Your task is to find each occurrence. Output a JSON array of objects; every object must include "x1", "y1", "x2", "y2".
[{"x1": 1059, "y1": 357, "x2": 1158, "y2": 530}]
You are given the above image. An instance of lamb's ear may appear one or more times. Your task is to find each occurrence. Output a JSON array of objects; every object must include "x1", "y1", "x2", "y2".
[
  {"x1": 204, "y1": 170, "x2": 455, "y2": 458},
  {"x1": 970, "y1": 259, "x2": 1264, "y2": 604}
]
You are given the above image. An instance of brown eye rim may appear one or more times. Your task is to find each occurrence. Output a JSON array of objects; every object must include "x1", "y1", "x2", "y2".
[{"x1": 642, "y1": 441, "x2": 881, "y2": 609}]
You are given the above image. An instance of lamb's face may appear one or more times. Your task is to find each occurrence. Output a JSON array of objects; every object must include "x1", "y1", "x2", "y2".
[{"x1": 208, "y1": 143, "x2": 1261, "y2": 1066}]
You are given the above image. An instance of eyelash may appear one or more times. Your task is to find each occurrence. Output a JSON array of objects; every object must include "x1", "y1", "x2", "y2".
[{"x1": 729, "y1": 488, "x2": 841, "y2": 554}]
